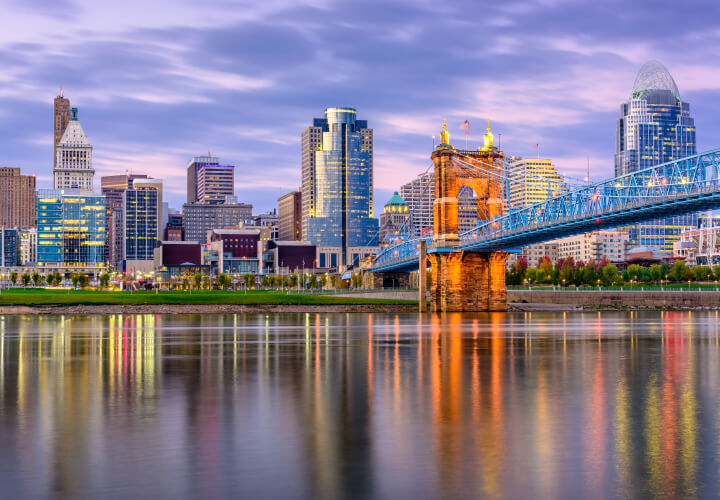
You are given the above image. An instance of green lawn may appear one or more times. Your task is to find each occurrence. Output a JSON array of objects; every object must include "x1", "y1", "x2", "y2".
[{"x1": 0, "y1": 288, "x2": 416, "y2": 306}]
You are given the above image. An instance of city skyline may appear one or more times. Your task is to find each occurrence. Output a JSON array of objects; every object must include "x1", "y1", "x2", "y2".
[{"x1": 1, "y1": 1, "x2": 720, "y2": 213}]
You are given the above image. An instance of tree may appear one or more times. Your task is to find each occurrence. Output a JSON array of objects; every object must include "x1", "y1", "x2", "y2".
[
  {"x1": 54, "y1": 272, "x2": 63, "y2": 286},
  {"x1": 193, "y1": 273, "x2": 203, "y2": 290},
  {"x1": 319, "y1": 275, "x2": 327, "y2": 289},
  {"x1": 9, "y1": 271, "x2": 17, "y2": 285},
  {"x1": 638, "y1": 266, "x2": 652, "y2": 283},
  {"x1": 351, "y1": 274, "x2": 363, "y2": 289},
  {"x1": 515, "y1": 256, "x2": 528, "y2": 273},
  {"x1": 243, "y1": 273, "x2": 255, "y2": 288},
  {"x1": 72, "y1": 273, "x2": 87, "y2": 289},
  {"x1": 21, "y1": 273, "x2": 31, "y2": 287},
  {"x1": 31, "y1": 271, "x2": 41, "y2": 287},
  {"x1": 308, "y1": 274, "x2": 318, "y2": 289},
  {"x1": 660, "y1": 262, "x2": 671, "y2": 280},
  {"x1": 99, "y1": 273, "x2": 110, "y2": 290},
  {"x1": 694, "y1": 265, "x2": 712, "y2": 281},
  {"x1": 669, "y1": 260, "x2": 689, "y2": 282},
  {"x1": 600, "y1": 264, "x2": 618, "y2": 286},
  {"x1": 581, "y1": 264, "x2": 597, "y2": 286},
  {"x1": 558, "y1": 257, "x2": 575, "y2": 286},
  {"x1": 507, "y1": 258, "x2": 528, "y2": 286},
  {"x1": 537, "y1": 257, "x2": 553, "y2": 284},
  {"x1": 524, "y1": 268, "x2": 537, "y2": 284},
  {"x1": 329, "y1": 274, "x2": 338, "y2": 289},
  {"x1": 626, "y1": 264, "x2": 642, "y2": 283},
  {"x1": 289, "y1": 273, "x2": 298, "y2": 287},
  {"x1": 218, "y1": 273, "x2": 231, "y2": 289},
  {"x1": 713, "y1": 265, "x2": 720, "y2": 281},
  {"x1": 506, "y1": 267, "x2": 522, "y2": 286},
  {"x1": 649, "y1": 264, "x2": 662, "y2": 283}
]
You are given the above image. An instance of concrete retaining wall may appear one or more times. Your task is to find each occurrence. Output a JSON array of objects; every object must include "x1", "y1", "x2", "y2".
[
  {"x1": 323, "y1": 289, "x2": 720, "y2": 308},
  {"x1": 508, "y1": 290, "x2": 720, "y2": 307}
]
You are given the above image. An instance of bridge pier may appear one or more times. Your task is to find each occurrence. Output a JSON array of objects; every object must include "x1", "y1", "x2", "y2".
[{"x1": 428, "y1": 251, "x2": 508, "y2": 312}]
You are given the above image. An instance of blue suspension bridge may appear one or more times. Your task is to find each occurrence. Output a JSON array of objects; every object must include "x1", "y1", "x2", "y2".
[{"x1": 372, "y1": 148, "x2": 720, "y2": 273}]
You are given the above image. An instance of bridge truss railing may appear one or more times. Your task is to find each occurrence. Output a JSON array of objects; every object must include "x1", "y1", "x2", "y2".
[
  {"x1": 459, "y1": 148, "x2": 720, "y2": 246},
  {"x1": 374, "y1": 235, "x2": 432, "y2": 266}
]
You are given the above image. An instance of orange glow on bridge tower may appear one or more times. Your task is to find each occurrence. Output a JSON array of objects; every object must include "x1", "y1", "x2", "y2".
[{"x1": 429, "y1": 121, "x2": 509, "y2": 312}]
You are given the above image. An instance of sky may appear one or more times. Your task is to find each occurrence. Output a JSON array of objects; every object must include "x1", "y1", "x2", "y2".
[{"x1": 1, "y1": 0, "x2": 720, "y2": 214}]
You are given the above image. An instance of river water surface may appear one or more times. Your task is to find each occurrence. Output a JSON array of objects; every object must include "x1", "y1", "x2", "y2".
[{"x1": 0, "y1": 311, "x2": 719, "y2": 499}]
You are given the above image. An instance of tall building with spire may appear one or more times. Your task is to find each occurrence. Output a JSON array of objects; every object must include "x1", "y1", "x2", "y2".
[
  {"x1": 615, "y1": 60, "x2": 697, "y2": 251},
  {"x1": 53, "y1": 92, "x2": 71, "y2": 171},
  {"x1": 53, "y1": 107, "x2": 94, "y2": 193},
  {"x1": 303, "y1": 107, "x2": 378, "y2": 267}
]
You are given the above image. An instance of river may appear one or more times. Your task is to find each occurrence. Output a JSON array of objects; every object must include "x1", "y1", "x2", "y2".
[{"x1": 0, "y1": 311, "x2": 717, "y2": 499}]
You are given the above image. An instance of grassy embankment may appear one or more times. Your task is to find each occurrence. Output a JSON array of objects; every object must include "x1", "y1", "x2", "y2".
[{"x1": 0, "y1": 288, "x2": 415, "y2": 306}]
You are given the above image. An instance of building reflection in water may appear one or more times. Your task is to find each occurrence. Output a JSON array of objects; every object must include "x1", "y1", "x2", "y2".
[{"x1": 0, "y1": 311, "x2": 718, "y2": 498}]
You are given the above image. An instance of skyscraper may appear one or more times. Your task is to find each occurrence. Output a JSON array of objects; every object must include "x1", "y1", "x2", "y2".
[
  {"x1": 123, "y1": 178, "x2": 162, "y2": 271},
  {"x1": 301, "y1": 121, "x2": 324, "y2": 240},
  {"x1": 400, "y1": 171, "x2": 434, "y2": 237},
  {"x1": 36, "y1": 189, "x2": 106, "y2": 268},
  {"x1": 53, "y1": 108, "x2": 94, "y2": 193},
  {"x1": 615, "y1": 60, "x2": 697, "y2": 250},
  {"x1": 101, "y1": 173, "x2": 150, "y2": 268},
  {"x1": 186, "y1": 156, "x2": 235, "y2": 204},
  {"x1": 304, "y1": 107, "x2": 378, "y2": 267},
  {"x1": 278, "y1": 191, "x2": 302, "y2": 241},
  {"x1": 506, "y1": 157, "x2": 568, "y2": 210},
  {"x1": 53, "y1": 93, "x2": 71, "y2": 171},
  {"x1": 0, "y1": 167, "x2": 36, "y2": 228}
]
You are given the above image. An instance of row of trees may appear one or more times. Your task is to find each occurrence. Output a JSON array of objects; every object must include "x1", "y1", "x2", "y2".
[
  {"x1": 507, "y1": 256, "x2": 716, "y2": 287},
  {"x1": 3, "y1": 271, "x2": 112, "y2": 289},
  {"x1": 175, "y1": 272, "x2": 361, "y2": 291}
]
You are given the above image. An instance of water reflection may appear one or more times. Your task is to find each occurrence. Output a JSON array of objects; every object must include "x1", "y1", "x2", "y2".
[{"x1": 0, "y1": 312, "x2": 718, "y2": 498}]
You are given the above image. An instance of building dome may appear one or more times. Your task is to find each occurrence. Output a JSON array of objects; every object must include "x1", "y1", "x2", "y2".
[
  {"x1": 630, "y1": 60, "x2": 681, "y2": 101},
  {"x1": 383, "y1": 192, "x2": 408, "y2": 213}
]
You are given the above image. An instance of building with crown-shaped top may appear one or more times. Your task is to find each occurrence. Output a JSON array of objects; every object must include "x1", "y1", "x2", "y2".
[
  {"x1": 379, "y1": 192, "x2": 409, "y2": 247},
  {"x1": 54, "y1": 107, "x2": 94, "y2": 193},
  {"x1": 615, "y1": 60, "x2": 697, "y2": 251}
]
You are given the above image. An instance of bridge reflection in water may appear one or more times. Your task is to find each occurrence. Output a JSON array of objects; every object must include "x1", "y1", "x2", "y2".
[{"x1": 0, "y1": 312, "x2": 717, "y2": 498}]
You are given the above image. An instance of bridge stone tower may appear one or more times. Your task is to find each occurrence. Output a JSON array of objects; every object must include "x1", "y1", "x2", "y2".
[{"x1": 428, "y1": 121, "x2": 509, "y2": 312}]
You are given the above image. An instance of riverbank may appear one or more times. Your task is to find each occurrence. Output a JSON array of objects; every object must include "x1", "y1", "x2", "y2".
[{"x1": 0, "y1": 303, "x2": 420, "y2": 315}]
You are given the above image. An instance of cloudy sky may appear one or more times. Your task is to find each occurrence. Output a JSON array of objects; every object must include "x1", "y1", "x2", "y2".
[{"x1": 1, "y1": 0, "x2": 719, "y2": 213}]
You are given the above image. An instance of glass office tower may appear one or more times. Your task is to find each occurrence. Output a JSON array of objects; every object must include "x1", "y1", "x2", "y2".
[
  {"x1": 306, "y1": 108, "x2": 379, "y2": 267},
  {"x1": 37, "y1": 189, "x2": 106, "y2": 267},
  {"x1": 615, "y1": 60, "x2": 697, "y2": 251},
  {"x1": 124, "y1": 180, "x2": 162, "y2": 262}
]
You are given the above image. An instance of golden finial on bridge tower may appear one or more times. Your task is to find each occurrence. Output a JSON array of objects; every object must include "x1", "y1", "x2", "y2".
[
  {"x1": 481, "y1": 120, "x2": 494, "y2": 151},
  {"x1": 440, "y1": 118, "x2": 450, "y2": 146}
]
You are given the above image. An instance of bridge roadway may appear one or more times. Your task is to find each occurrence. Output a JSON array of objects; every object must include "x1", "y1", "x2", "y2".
[{"x1": 372, "y1": 148, "x2": 720, "y2": 273}]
